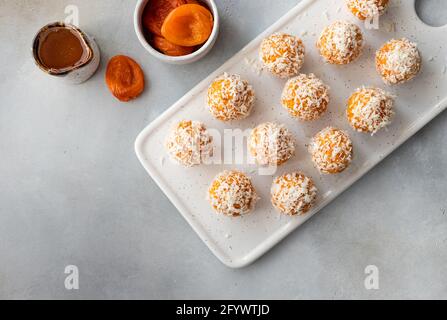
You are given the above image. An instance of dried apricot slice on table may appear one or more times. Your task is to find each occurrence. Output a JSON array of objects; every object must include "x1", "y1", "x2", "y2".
[
  {"x1": 161, "y1": 4, "x2": 213, "y2": 47},
  {"x1": 105, "y1": 55, "x2": 145, "y2": 102},
  {"x1": 143, "y1": 0, "x2": 186, "y2": 36},
  {"x1": 152, "y1": 35, "x2": 194, "y2": 56}
]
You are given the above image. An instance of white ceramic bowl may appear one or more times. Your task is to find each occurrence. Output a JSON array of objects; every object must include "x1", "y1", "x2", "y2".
[{"x1": 134, "y1": 0, "x2": 219, "y2": 64}]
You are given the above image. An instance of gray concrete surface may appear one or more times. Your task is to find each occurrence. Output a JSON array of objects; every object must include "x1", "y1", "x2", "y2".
[{"x1": 0, "y1": 0, "x2": 447, "y2": 299}]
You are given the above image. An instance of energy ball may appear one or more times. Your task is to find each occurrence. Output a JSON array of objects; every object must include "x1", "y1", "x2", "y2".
[
  {"x1": 317, "y1": 20, "x2": 364, "y2": 65},
  {"x1": 346, "y1": 0, "x2": 389, "y2": 20},
  {"x1": 347, "y1": 87, "x2": 395, "y2": 134},
  {"x1": 248, "y1": 122, "x2": 295, "y2": 166},
  {"x1": 165, "y1": 120, "x2": 213, "y2": 167},
  {"x1": 309, "y1": 127, "x2": 353, "y2": 174},
  {"x1": 259, "y1": 32, "x2": 305, "y2": 78},
  {"x1": 271, "y1": 172, "x2": 318, "y2": 216},
  {"x1": 281, "y1": 73, "x2": 330, "y2": 121},
  {"x1": 207, "y1": 73, "x2": 255, "y2": 121},
  {"x1": 207, "y1": 170, "x2": 258, "y2": 217},
  {"x1": 375, "y1": 38, "x2": 422, "y2": 85}
]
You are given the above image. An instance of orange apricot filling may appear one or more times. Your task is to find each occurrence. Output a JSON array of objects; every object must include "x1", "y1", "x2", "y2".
[{"x1": 161, "y1": 4, "x2": 213, "y2": 47}]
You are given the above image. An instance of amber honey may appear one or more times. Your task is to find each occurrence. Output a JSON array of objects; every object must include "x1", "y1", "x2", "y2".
[{"x1": 37, "y1": 27, "x2": 87, "y2": 70}]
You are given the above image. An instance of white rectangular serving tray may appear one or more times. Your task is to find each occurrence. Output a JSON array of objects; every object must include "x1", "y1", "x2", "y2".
[{"x1": 135, "y1": 0, "x2": 447, "y2": 268}]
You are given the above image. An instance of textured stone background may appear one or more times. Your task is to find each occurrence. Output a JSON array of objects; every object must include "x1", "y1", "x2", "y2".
[{"x1": 0, "y1": 0, "x2": 446, "y2": 299}]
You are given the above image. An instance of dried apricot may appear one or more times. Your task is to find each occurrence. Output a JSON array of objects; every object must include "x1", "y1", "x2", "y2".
[
  {"x1": 105, "y1": 55, "x2": 145, "y2": 102},
  {"x1": 142, "y1": 0, "x2": 186, "y2": 36},
  {"x1": 161, "y1": 4, "x2": 213, "y2": 47},
  {"x1": 184, "y1": 0, "x2": 209, "y2": 8},
  {"x1": 152, "y1": 35, "x2": 194, "y2": 56}
]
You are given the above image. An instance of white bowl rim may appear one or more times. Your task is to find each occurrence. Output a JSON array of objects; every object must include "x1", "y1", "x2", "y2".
[{"x1": 134, "y1": 0, "x2": 219, "y2": 63}]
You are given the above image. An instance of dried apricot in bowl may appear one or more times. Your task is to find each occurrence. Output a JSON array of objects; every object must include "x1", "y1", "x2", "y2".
[
  {"x1": 152, "y1": 35, "x2": 194, "y2": 56},
  {"x1": 161, "y1": 4, "x2": 213, "y2": 47},
  {"x1": 105, "y1": 55, "x2": 145, "y2": 102},
  {"x1": 143, "y1": 0, "x2": 186, "y2": 36}
]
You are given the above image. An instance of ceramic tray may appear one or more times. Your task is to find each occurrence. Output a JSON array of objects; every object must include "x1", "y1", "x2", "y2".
[{"x1": 135, "y1": 0, "x2": 447, "y2": 268}]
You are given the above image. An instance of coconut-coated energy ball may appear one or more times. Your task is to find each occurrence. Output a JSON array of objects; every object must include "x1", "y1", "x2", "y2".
[
  {"x1": 281, "y1": 73, "x2": 330, "y2": 121},
  {"x1": 347, "y1": 87, "x2": 395, "y2": 134},
  {"x1": 165, "y1": 120, "x2": 213, "y2": 167},
  {"x1": 309, "y1": 127, "x2": 353, "y2": 174},
  {"x1": 271, "y1": 172, "x2": 318, "y2": 216},
  {"x1": 259, "y1": 32, "x2": 305, "y2": 78},
  {"x1": 248, "y1": 122, "x2": 295, "y2": 166},
  {"x1": 316, "y1": 20, "x2": 364, "y2": 65},
  {"x1": 207, "y1": 73, "x2": 255, "y2": 121},
  {"x1": 375, "y1": 38, "x2": 422, "y2": 85},
  {"x1": 207, "y1": 170, "x2": 258, "y2": 217},
  {"x1": 346, "y1": 0, "x2": 390, "y2": 20}
]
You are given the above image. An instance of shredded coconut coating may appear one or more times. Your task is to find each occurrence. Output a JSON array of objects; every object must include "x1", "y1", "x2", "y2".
[
  {"x1": 281, "y1": 73, "x2": 330, "y2": 121},
  {"x1": 346, "y1": 0, "x2": 389, "y2": 20},
  {"x1": 259, "y1": 32, "x2": 305, "y2": 78},
  {"x1": 207, "y1": 170, "x2": 258, "y2": 217},
  {"x1": 207, "y1": 73, "x2": 255, "y2": 121},
  {"x1": 317, "y1": 20, "x2": 364, "y2": 65},
  {"x1": 165, "y1": 120, "x2": 213, "y2": 167},
  {"x1": 248, "y1": 122, "x2": 295, "y2": 166},
  {"x1": 375, "y1": 38, "x2": 422, "y2": 85},
  {"x1": 309, "y1": 127, "x2": 353, "y2": 174},
  {"x1": 271, "y1": 172, "x2": 318, "y2": 216},
  {"x1": 347, "y1": 87, "x2": 395, "y2": 134}
]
